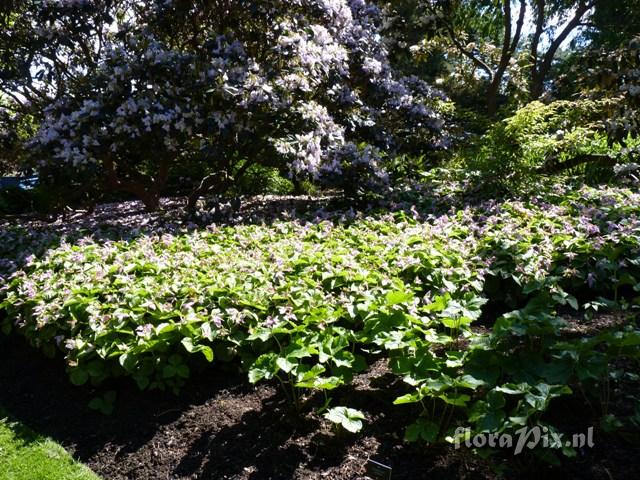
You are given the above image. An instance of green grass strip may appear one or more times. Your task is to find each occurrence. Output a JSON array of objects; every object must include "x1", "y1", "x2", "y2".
[{"x1": 0, "y1": 407, "x2": 100, "y2": 480}]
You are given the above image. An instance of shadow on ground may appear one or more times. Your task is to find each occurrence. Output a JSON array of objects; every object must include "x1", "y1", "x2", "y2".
[
  {"x1": 0, "y1": 334, "x2": 496, "y2": 480},
  {"x1": 2, "y1": 334, "x2": 637, "y2": 480}
]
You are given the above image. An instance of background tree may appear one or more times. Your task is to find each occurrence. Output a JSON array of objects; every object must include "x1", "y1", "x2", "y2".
[
  {"x1": 383, "y1": 0, "x2": 527, "y2": 115},
  {"x1": 554, "y1": 36, "x2": 640, "y2": 145},
  {"x1": 0, "y1": 0, "x2": 117, "y2": 114},
  {"x1": 381, "y1": 1, "x2": 600, "y2": 115},
  {"x1": 0, "y1": 96, "x2": 34, "y2": 177},
  {"x1": 528, "y1": 0, "x2": 595, "y2": 100},
  {"x1": 583, "y1": 0, "x2": 640, "y2": 48}
]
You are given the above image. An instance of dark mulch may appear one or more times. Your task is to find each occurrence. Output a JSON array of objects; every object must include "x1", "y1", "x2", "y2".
[{"x1": 0, "y1": 334, "x2": 638, "y2": 480}]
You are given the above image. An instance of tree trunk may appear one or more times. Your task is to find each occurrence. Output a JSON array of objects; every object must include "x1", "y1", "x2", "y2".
[
  {"x1": 530, "y1": 74, "x2": 544, "y2": 100},
  {"x1": 139, "y1": 190, "x2": 161, "y2": 211},
  {"x1": 487, "y1": 81, "x2": 500, "y2": 116},
  {"x1": 529, "y1": 1, "x2": 592, "y2": 100},
  {"x1": 187, "y1": 160, "x2": 254, "y2": 212},
  {"x1": 487, "y1": 0, "x2": 526, "y2": 117},
  {"x1": 187, "y1": 172, "x2": 228, "y2": 212},
  {"x1": 102, "y1": 154, "x2": 168, "y2": 212},
  {"x1": 530, "y1": 0, "x2": 545, "y2": 100}
]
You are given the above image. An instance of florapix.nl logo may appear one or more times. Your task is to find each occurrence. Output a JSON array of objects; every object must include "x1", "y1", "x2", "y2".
[{"x1": 451, "y1": 426, "x2": 595, "y2": 455}]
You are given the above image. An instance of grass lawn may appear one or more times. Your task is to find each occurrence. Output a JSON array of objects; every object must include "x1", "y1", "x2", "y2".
[{"x1": 0, "y1": 407, "x2": 99, "y2": 480}]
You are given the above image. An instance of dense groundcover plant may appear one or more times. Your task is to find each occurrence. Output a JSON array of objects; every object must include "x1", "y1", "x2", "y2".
[
  {"x1": 1, "y1": 177, "x2": 639, "y2": 463},
  {"x1": 22, "y1": 0, "x2": 447, "y2": 209}
]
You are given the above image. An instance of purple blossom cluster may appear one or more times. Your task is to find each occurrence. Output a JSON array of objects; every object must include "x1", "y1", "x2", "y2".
[{"x1": 28, "y1": 0, "x2": 448, "y2": 202}]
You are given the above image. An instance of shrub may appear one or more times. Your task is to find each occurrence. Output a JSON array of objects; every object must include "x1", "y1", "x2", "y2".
[
  {"x1": 232, "y1": 165, "x2": 294, "y2": 196},
  {"x1": 466, "y1": 99, "x2": 638, "y2": 194},
  {"x1": 15, "y1": 0, "x2": 448, "y2": 210}
]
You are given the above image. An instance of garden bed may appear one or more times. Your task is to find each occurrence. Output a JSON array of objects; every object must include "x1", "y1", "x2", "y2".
[{"x1": 1, "y1": 184, "x2": 640, "y2": 479}]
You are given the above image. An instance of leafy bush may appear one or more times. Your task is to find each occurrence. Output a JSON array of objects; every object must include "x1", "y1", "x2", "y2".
[
  {"x1": 232, "y1": 165, "x2": 294, "y2": 196},
  {"x1": 467, "y1": 99, "x2": 638, "y2": 194}
]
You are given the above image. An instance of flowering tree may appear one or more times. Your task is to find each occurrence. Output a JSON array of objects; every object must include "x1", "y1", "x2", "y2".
[{"x1": 19, "y1": 0, "x2": 447, "y2": 210}]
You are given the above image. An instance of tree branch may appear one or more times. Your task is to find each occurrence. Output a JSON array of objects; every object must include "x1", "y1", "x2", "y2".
[
  {"x1": 530, "y1": 0, "x2": 546, "y2": 78},
  {"x1": 539, "y1": 1, "x2": 593, "y2": 79},
  {"x1": 0, "y1": 88, "x2": 28, "y2": 110},
  {"x1": 509, "y1": 0, "x2": 527, "y2": 57},
  {"x1": 538, "y1": 152, "x2": 616, "y2": 174},
  {"x1": 446, "y1": 26, "x2": 495, "y2": 81},
  {"x1": 425, "y1": 2, "x2": 495, "y2": 81}
]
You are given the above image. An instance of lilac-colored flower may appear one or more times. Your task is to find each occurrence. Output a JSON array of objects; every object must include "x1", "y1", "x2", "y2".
[
  {"x1": 263, "y1": 315, "x2": 278, "y2": 328},
  {"x1": 277, "y1": 305, "x2": 297, "y2": 322},
  {"x1": 211, "y1": 314, "x2": 223, "y2": 328},
  {"x1": 136, "y1": 323, "x2": 154, "y2": 338}
]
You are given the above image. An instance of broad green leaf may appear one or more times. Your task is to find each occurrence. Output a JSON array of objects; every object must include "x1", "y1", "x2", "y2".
[
  {"x1": 404, "y1": 418, "x2": 439, "y2": 443},
  {"x1": 69, "y1": 368, "x2": 89, "y2": 386},
  {"x1": 386, "y1": 290, "x2": 413, "y2": 306},
  {"x1": 324, "y1": 407, "x2": 365, "y2": 433}
]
